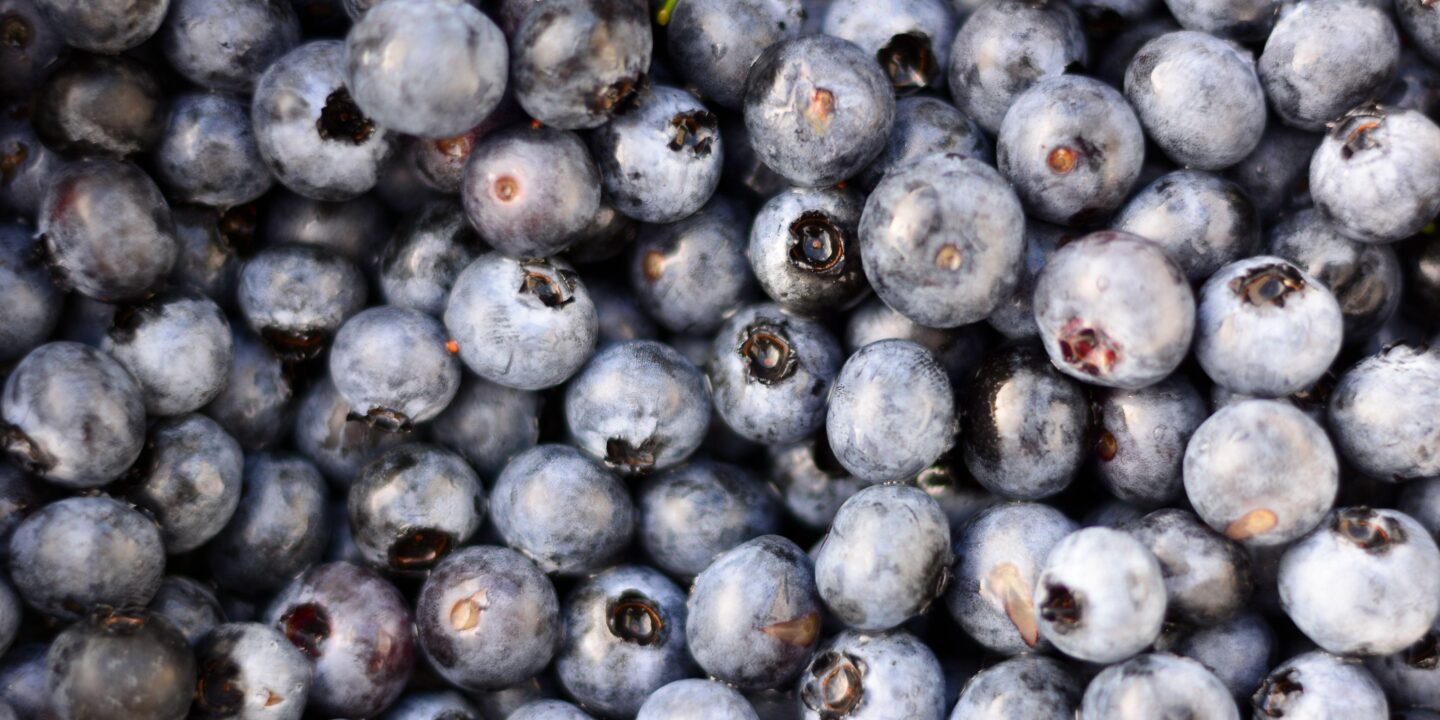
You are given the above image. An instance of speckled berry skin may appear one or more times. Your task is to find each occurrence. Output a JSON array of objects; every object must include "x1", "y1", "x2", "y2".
[
  {"x1": 629, "y1": 198, "x2": 756, "y2": 335},
  {"x1": 347, "y1": 443, "x2": 484, "y2": 574},
  {"x1": 1161, "y1": 611, "x2": 1274, "y2": 698},
  {"x1": 1266, "y1": 208, "x2": 1401, "y2": 340},
  {"x1": 1401, "y1": 0, "x2": 1440, "y2": 66},
  {"x1": 0, "y1": 226, "x2": 62, "y2": 364},
  {"x1": 155, "y1": 93, "x2": 274, "y2": 208},
  {"x1": 1366, "y1": 629, "x2": 1440, "y2": 710},
  {"x1": 859, "y1": 153, "x2": 1025, "y2": 328},
  {"x1": 822, "y1": 0, "x2": 956, "y2": 95},
  {"x1": 709, "y1": 305, "x2": 843, "y2": 445},
  {"x1": 1080, "y1": 653, "x2": 1238, "y2": 720},
  {"x1": 378, "y1": 200, "x2": 483, "y2": 316},
  {"x1": 207, "y1": 453, "x2": 329, "y2": 595},
  {"x1": 191, "y1": 622, "x2": 313, "y2": 720},
  {"x1": 589, "y1": 85, "x2": 723, "y2": 224},
  {"x1": 555, "y1": 566, "x2": 694, "y2": 718},
  {"x1": 743, "y1": 35, "x2": 896, "y2": 187},
  {"x1": 565, "y1": 340, "x2": 711, "y2": 476},
  {"x1": 1113, "y1": 170, "x2": 1261, "y2": 282},
  {"x1": 252, "y1": 41, "x2": 396, "y2": 201},
  {"x1": 768, "y1": 439, "x2": 869, "y2": 532},
  {"x1": 1329, "y1": 344, "x2": 1440, "y2": 481},
  {"x1": 1032, "y1": 231, "x2": 1195, "y2": 389},
  {"x1": 861, "y1": 97, "x2": 990, "y2": 192},
  {"x1": 102, "y1": 293, "x2": 233, "y2": 417},
  {"x1": 161, "y1": 0, "x2": 300, "y2": 93},
  {"x1": 511, "y1": 0, "x2": 650, "y2": 130},
  {"x1": 428, "y1": 374, "x2": 540, "y2": 478},
  {"x1": 202, "y1": 328, "x2": 293, "y2": 451},
  {"x1": 1184, "y1": 400, "x2": 1338, "y2": 547},
  {"x1": 344, "y1": 0, "x2": 507, "y2": 138},
  {"x1": 748, "y1": 186, "x2": 869, "y2": 317},
  {"x1": 638, "y1": 459, "x2": 780, "y2": 579},
  {"x1": 1258, "y1": 0, "x2": 1399, "y2": 132},
  {"x1": 490, "y1": 444, "x2": 633, "y2": 575},
  {"x1": 45, "y1": 612, "x2": 196, "y2": 720},
  {"x1": 1254, "y1": 651, "x2": 1389, "y2": 719},
  {"x1": 415, "y1": 546, "x2": 559, "y2": 691},
  {"x1": 239, "y1": 243, "x2": 368, "y2": 360},
  {"x1": 32, "y1": 0, "x2": 168, "y2": 53},
  {"x1": 665, "y1": 0, "x2": 802, "y2": 110},
  {"x1": 461, "y1": 124, "x2": 600, "y2": 258},
  {"x1": 1093, "y1": 375, "x2": 1207, "y2": 508},
  {"x1": 330, "y1": 306, "x2": 461, "y2": 430},
  {"x1": 125, "y1": 414, "x2": 243, "y2": 554},
  {"x1": 686, "y1": 535, "x2": 822, "y2": 690},
  {"x1": 1126, "y1": 509, "x2": 1252, "y2": 625},
  {"x1": 1033, "y1": 527, "x2": 1167, "y2": 664},
  {"x1": 797, "y1": 630, "x2": 945, "y2": 720},
  {"x1": 950, "y1": 654, "x2": 1080, "y2": 719},
  {"x1": 511, "y1": 699, "x2": 595, "y2": 720},
  {"x1": 291, "y1": 377, "x2": 405, "y2": 487},
  {"x1": 1124, "y1": 31, "x2": 1266, "y2": 170},
  {"x1": 637, "y1": 680, "x2": 759, "y2": 720},
  {"x1": 826, "y1": 340, "x2": 957, "y2": 483},
  {"x1": 1309, "y1": 105, "x2": 1440, "y2": 244},
  {"x1": 998, "y1": 75, "x2": 1144, "y2": 226},
  {"x1": 947, "y1": 0, "x2": 1087, "y2": 134},
  {"x1": 146, "y1": 576, "x2": 222, "y2": 646}
]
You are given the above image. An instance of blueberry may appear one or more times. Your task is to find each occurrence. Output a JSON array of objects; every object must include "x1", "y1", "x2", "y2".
[
  {"x1": 381, "y1": 691, "x2": 483, "y2": 720},
  {"x1": 768, "y1": 436, "x2": 869, "y2": 532},
  {"x1": 261, "y1": 188, "x2": 392, "y2": 263},
  {"x1": 490, "y1": 444, "x2": 634, "y2": 575},
  {"x1": 330, "y1": 305, "x2": 462, "y2": 430},
  {"x1": 1161, "y1": 0, "x2": 1275, "y2": 40},
  {"x1": 565, "y1": 340, "x2": 711, "y2": 475},
  {"x1": 845, "y1": 298, "x2": 996, "y2": 384},
  {"x1": 589, "y1": 84, "x2": 723, "y2": 224},
  {"x1": 348, "y1": 443, "x2": 484, "y2": 573},
  {"x1": 0, "y1": 224, "x2": 63, "y2": 365},
  {"x1": 511, "y1": 0, "x2": 651, "y2": 129},
  {"x1": 167, "y1": 206, "x2": 240, "y2": 306},
  {"x1": 0, "y1": 643, "x2": 47, "y2": 718},
  {"x1": 744, "y1": 34, "x2": 896, "y2": 187},
  {"x1": 821, "y1": 0, "x2": 957, "y2": 95},
  {"x1": 638, "y1": 459, "x2": 780, "y2": 579},
  {"x1": 637, "y1": 679, "x2": 760, "y2": 720},
  {"x1": 428, "y1": 373, "x2": 541, "y2": 478},
  {"x1": 1033, "y1": 526, "x2": 1167, "y2": 663},
  {"x1": 1258, "y1": 0, "x2": 1400, "y2": 132},
  {"x1": 0, "y1": 0, "x2": 64, "y2": 99},
  {"x1": 202, "y1": 328, "x2": 295, "y2": 451},
  {"x1": 1366, "y1": 628, "x2": 1440, "y2": 711},
  {"x1": 1309, "y1": 105, "x2": 1440, "y2": 244},
  {"x1": 949, "y1": 654, "x2": 1080, "y2": 719},
  {"x1": 46, "y1": 611, "x2": 195, "y2": 720},
  {"x1": 797, "y1": 629, "x2": 945, "y2": 720},
  {"x1": 1160, "y1": 611, "x2": 1274, "y2": 698},
  {"x1": 0, "y1": 581, "x2": 18, "y2": 658},
  {"x1": 239, "y1": 243, "x2": 368, "y2": 360},
  {"x1": 1400, "y1": 0, "x2": 1440, "y2": 67},
  {"x1": 1112, "y1": 170, "x2": 1261, "y2": 282},
  {"x1": 1079, "y1": 653, "x2": 1237, "y2": 720},
  {"x1": 9, "y1": 496, "x2": 164, "y2": 620},
  {"x1": 511, "y1": 699, "x2": 595, "y2": 720},
  {"x1": 1267, "y1": 208, "x2": 1402, "y2": 340},
  {"x1": 252, "y1": 40, "x2": 396, "y2": 201},
  {"x1": 858, "y1": 96, "x2": 991, "y2": 191},
  {"x1": 33, "y1": 52, "x2": 165, "y2": 158},
  {"x1": 30, "y1": 0, "x2": 169, "y2": 52},
  {"x1": 664, "y1": 0, "x2": 803, "y2": 110},
  {"x1": 1125, "y1": 508, "x2": 1252, "y2": 625},
  {"x1": 1226, "y1": 122, "x2": 1321, "y2": 222},
  {"x1": 415, "y1": 545, "x2": 559, "y2": 690},
  {"x1": 827, "y1": 340, "x2": 956, "y2": 482},
  {"x1": 564, "y1": 198, "x2": 640, "y2": 266},
  {"x1": 192, "y1": 622, "x2": 314, "y2": 720},
  {"x1": 122, "y1": 414, "x2": 243, "y2": 554},
  {"x1": 1252, "y1": 650, "x2": 1389, "y2": 718},
  {"x1": 147, "y1": 575, "x2": 225, "y2": 647},
  {"x1": 860, "y1": 153, "x2": 1026, "y2": 328},
  {"x1": 207, "y1": 452, "x2": 329, "y2": 595},
  {"x1": 104, "y1": 293, "x2": 234, "y2": 416},
  {"x1": 747, "y1": 187, "x2": 868, "y2": 317},
  {"x1": 911, "y1": 450, "x2": 998, "y2": 532},
  {"x1": 460, "y1": 124, "x2": 601, "y2": 258},
  {"x1": 1092, "y1": 374, "x2": 1206, "y2": 507},
  {"x1": 1032, "y1": 230, "x2": 1195, "y2": 389},
  {"x1": 155, "y1": 93, "x2": 274, "y2": 209},
  {"x1": 445, "y1": 252, "x2": 597, "y2": 391},
  {"x1": 947, "y1": 0, "x2": 1087, "y2": 133},
  {"x1": 555, "y1": 565, "x2": 695, "y2": 717},
  {"x1": 161, "y1": 0, "x2": 301, "y2": 92},
  {"x1": 1335, "y1": 345, "x2": 1440, "y2": 483},
  {"x1": 378, "y1": 200, "x2": 484, "y2": 316},
  {"x1": 0, "y1": 114, "x2": 68, "y2": 220},
  {"x1": 265, "y1": 562, "x2": 416, "y2": 717},
  {"x1": 630, "y1": 197, "x2": 756, "y2": 334},
  {"x1": 709, "y1": 305, "x2": 843, "y2": 445}
]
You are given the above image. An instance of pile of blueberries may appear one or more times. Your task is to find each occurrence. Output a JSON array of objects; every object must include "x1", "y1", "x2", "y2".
[{"x1": 5, "y1": 0, "x2": 1440, "y2": 717}]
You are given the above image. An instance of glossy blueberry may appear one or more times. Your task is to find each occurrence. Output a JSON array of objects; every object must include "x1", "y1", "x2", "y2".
[
  {"x1": 1183, "y1": 400, "x2": 1337, "y2": 547},
  {"x1": 33, "y1": 52, "x2": 164, "y2": 158},
  {"x1": 949, "y1": 654, "x2": 1080, "y2": 720},
  {"x1": 858, "y1": 96, "x2": 990, "y2": 191},
  {"x1": 203, "y1": 329, "x2": 294, "y2": 450},
  {"x1": 665, "y1": 0, "x2": 803, "y2": 110},
  {"x1": 191, "y1": 622, "x2": 313, "y2": 720},
  {"x1": 379, "y1": 200, "x2": 483, "y2": 316},
  {"x1": 0, "y1": 0, "x2": 64, "y2": 99},
  {"x1": 490, "y1": 444, "x2": 632, "y2": 575},
  {"x1": 1112, "y1": 170, "x2": 1261, "y2": 282},
  {"x1": 252, "y1": 40, "x2": 396, "y2": 201},
  {"x1": 1253, "y1": 650, "x2": 1389, "y2": 718},
  {"x1": 639, "y1": 459, "x2": 780, "y2": 579},
  {"x1": 1032, "y1": 230, "x2": 1195, "y2": 389},
  {"x1": 1309, "y1": 105, "x2": 1440, "y2": 244},
  {"x1": 744, "y1": 34, "x2": 896, "y2": 187},
  {"x1": 827, "y1": 340, "x2": 956, "y2": 483},
  {"x1": 348, "y1": 443, "x2": 484, "y2": 573},
  {"x1": 947, "y1": 0, "x2": 1087, "y2": 133},
  {"x1": 1330, "y1": 345, "x2": 1440, "y2": 482},
  {"x1": 103, "y1": 293, "x2": 233, "y2": 416},
  {"x1": 155, "y1": 93, "x2": 274, "y2": 209},
  {"x1": 161, "y1": 0, "x2": 300, "y2": 92},
  {"x1": 1269, "y1": 208, "x2": 1403, "y2": 342},
  {"x1": 10, "y1": 495, "x2": 162, "y2": 619},
  {"x1": 428, "y1": 373, "x2": 540, "y2": 478},
  {"x1": 1258, "y1": 0, "x2": 1399, "y2": 131},
  {"x1": 1034, "y1": 527, "x2": 1166, "y2": 663},
  {"x1": 630, "y1": 197, "x2": 756, "y2": 334},
  {"x1": 637, "y1": 679, "x2": 759, "y2": 720},
  {"x1": 768, "y1": 437, "x2": 869, "y2": 532},
  {"x1": 416, "y1": 545, "x2": 558, "y2": 690},
  {"x1": 147, "y1": 575, "x2": 225, "y2": 646},
  {"x1": 123, "y1": 414, "x2": 243, "y2": 553},
  {"x1": 261, "y1": 189, "x2": 391, "y2": 263},
  {"x1": 2, "y1": 342, "x2": 145, "y2": 488},
  {"x1": 1080, "y1": 653, "x2": 1237, "y2": 720},
  {"x1": 207, "y1": 452, "x2": 328, "y2": 595},
  {"x1": 747, "y1": 187, "x2": 868, "y2": 317},
  {"x1": 239, "y1": 243, "x2": 367, "y2": 360},
  {"x1": 45, "y1": 611, "x2": 195, "y2": 720},
  {"x1": 797, "y1": 630, "x2": 945, "y2": 720},
  {"x1": 31, "y1": 0, "x2": 168, "y2": 52},
  {"x1": 1092, "y1": 374, "x2": 1206, "y2": 507},
  {"x1": 589, "y1": 84, "x2": 723, "y2": 224},
  {"x1": 264, "y1": 562, "x2": 415, "y2": 717},
  {"x1": 1125, "y1": 509, "x2": 1252, "y2": 625},
  {"x1": 0, "y1": 225, "x2": 63, "y2": 365},
  {"x1": 686, "y1": 535, "x2": 822, "y2": 689},
  {"x1": 461, "y1": 124, "x2": 600, "y2": 258},
  {"x1": 821, "y1": 0, "x2": 956, "y2": 95},
  {"x1": 709, "y1": 305, "x2": 843, "y2": 445},
  {"x1": 1366, "y1": 627, "x2": 1440, "y2": 711},
  {"x1": 860, "y1": 152, "x2": 1025, "y2": 328}
]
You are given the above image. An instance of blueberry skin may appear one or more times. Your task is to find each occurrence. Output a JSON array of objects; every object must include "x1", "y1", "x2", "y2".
[
  {"x1": 154, "y1": 93, "x2": 274, "y2": 209},
  {"x1": 382, "y1": 691, "x2": 483, "y2": 720},
  {"x1": 797, "y1": 630, "x2": 945, "y2": 720},
  {"x1": 709, "y1": 305, "x2": 843, "y2": 445},
  {"x1": 511, "y1": 0, "x2": 650, "y2": 129},
  {"x1": 565, "y1": 198, "x2": 640, "y2": 266},
  {"x1": 565, "y1": 340, "x2": 712, "y2": 475},
  {"x1": 0, "y1": 464, "x2": 47, "y2": 563},
  {"x1": 949, "y1": 654, "x2": 1080, "y2": 720},
  {"x1": 686, "y1": 535, "x2": 822, "y2": 689},
  {"x1": 1280, "y1": 507, "x2": 1440, "y2": 656},
  {"x1": 639, "y1": 460, "x2": 781, "y2": 579},
  {"x1": 9, "y1": 496, "x2": 163, "y2": 620},
  {"x1": 0, "y1": 225, "x2": 63, "y2": 364},
  {"x1": 1032, "y1": 231, "x2": 1195, "y2": 389},
  {"x1": 998, "y1": 76, "x2": 1144, "y2": 226},
  {"x1": 1162, "y1": 0, "x2": 1276, "y2": 40},
  {"x1": 1093, "y1": 374, "x2": 1207, "y2": 508},
  {"x1": 103, "y1": 293, "x2": 233, "y2": 416},
  {"x1": 962, "y1": 342, "x2": 1089, "y2": 500},
  {"x1": 348, "y1": 443, "x2": 484, "y2": 574},
  {"x1": 860, "y1": 153, "x2": 1025, "y2": 328},
  {"x1": 344, "y1": 0, "x2": 505, "y2": 138},
  {"x1": 264, "y1": 562, "x2": 416, "y2": 718},
  {"x1": 124, "y1": 414, "x2": 243, "y2": 554},
  {"x1": 167, "y1": 206, "x2": 240, "y2": 306},
  {"x1": 1161, "y1": 612, "x2": 1274, "y2": 699},
  {"x1": 1268, "y1": 209, "x2": 1402, "y2": 341},
  {"x1": 2, "y1": 343, "x2": 145, "y2": 488},
  {"x1": 428, "y1": 373, "x2": 541, "y2": 478},
  {"x1": 589, "y1": 280, "x2": 658, "y2": 347},
  {"x1": 191, "y1": 622, "x2": 313, "y2": 720},
  {"x1": 1125, "y1": 509, "x2": 1252, "y2": 625},
  {"x1": 768, "y1": 438, "x2": 869, "y2": 532},
  {"x1": 637, "y1": 679, "x2": 760, "y2": 720},
  {"x1": 630, "y1": 197, "x2": 757, "y2": 335},
  {"x1": 845, "y1": 297, "x2": 995, "y2": 386},
  {"x1": 30, "y1": 0, "x2": 168, "y2": 52},
  {"x1": 461, "y1": 124, "x2": 601, "y2": 258},
  {"x1": 238, "y1": 243, "x2": 368, "y2": 360},
  {"x1": 858, "y1": 96, "x2": 991, "y2": 191},
  {"x1": 821, "y1": 0, "x2": 956, "y2": 95},
  {"x1": 815, "y1": 484, "x2": 951, "y2": 631},
  {"x1": 1258, "y1": 0, "x2": 1399, "y2": 132},
  {"x1": 416, "y1": 545, "x2": 559, "y2": 690},
  {"x1": 747, "y1": 186, "x2": 870, "y2": 317},
  {"x1": 555, "y1": 565, "x2": 695, "y2": 717},
  {"x1": 490, "y1": 444, "x2": 633, "y2": 575},
  {"x1": 261, "y1": 189, "x2": 392, "y2": 263},
  {"x1": 1184, "y1": 400, "x2": 1337, "y2": 547},
  {"x1": 589, "y1": 84, "x2": 723, "y2": 224},
  {"x1": 827, "y1": 340, "x2": 956, "y2": 483},
  {"x1": 1309, "y1": 105, "x2": 1440, "y2": 244},
  {"x1": 252, "y1": 41, "x2": 397, "y2": 201},
  {"x1": 743, "y1": 35, "x2": 896, "y2": 187},
  {"x1": 203, "y1": 328, "x2": 294, "y2": 451},
  {"x1": 1079, "y1": 653, "x2": 1238, "y2": 720},
  {"x1": 946, "y1": 502, "x2": 1077, "y2": 654},
  {"x1": 379, "y1": 200, "x2": 484, "y2": 316},
  {"x1": 0, "y1": 643, "x2": 48, "y2": 718},
  {"x1": 207, "y1": 452, "x2": 329, "y2": 595},
  {"x1": 1254, "y1": 651, "x2": 1389, "y2": 719},
  {"x1": 0, "y1": 580, "x2": 19, "y2": 658},
  {"x1": 1401, "y1": 0, "x2": 1440, "y2": 66},
  {"x1": 983, "y1": 222, "x2": 1061, "y2": 341},
  {"x1": 1034, "y1": 526, "x2": 1167, "y2": 663},
  {"x1": 1367, "y1": 629, "x2": 1440, "y2": 711},
  {"x1": 947, "y1": 0, "x2": 1087, "y2": 134},
  {"x1": 161, "y1": 0, "x2": 300, "y2": 92},
  {"x1": 1113, "y1": 170, "x2": 1261, "y2": 282},
  {"x1": 0, "y1": 115, "x2": 68, "y2": 221},
  {"x1": 665, "y1": 0, "x2": 803, "y2": 110},
  {"x1": 0, "y1": 0, "x2": 64, "y2": 100},
  {"x1": 331, "y1": 305, "x2": 462, "y2": 430},
  {"x1": 147, "y1": 575, "x2": 225, "y2": 646},
  {"x1": 512, "y1": 699, "x2": 596, "y2": 720},
  {"x1": 33, "y1": 52, "x2": 165, "y2": 158},
  {"x1": 46, "y1": 612, "x2": 196, "y2": 720},
  {"x1": 39, "y1": 159, "x2": 177, "y2": 302},
  {"x1": 911, "y1": 450, "x2": 998, "y2": 532},
  {"x1": 445, "y1": 253, "x2": 597, "y2": 391},
  {"x1": 1330, "y1": 345, "x2": 1440, "y2": 482},
  {"x1": 1400, "y1": 477, "x2": 1440, "y2": 539},
  {"x1": 1123, "y1": 31, "x2": 1266, "y2": 170}
]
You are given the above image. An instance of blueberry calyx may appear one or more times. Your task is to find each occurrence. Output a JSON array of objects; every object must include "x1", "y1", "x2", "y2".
[
  {"x1": 0, "y1": 421, "x2": 51, "y2": 474},
  {"x1": 348, "y1": 406, "x2": 414, "y2": 433},
  {"x1": 1058, "y1": 320, "x2": 1120, "y2": 377},
  {"x1": 667, "y1": 110, "x2": 718, "y2": 157},
  {"x1": 1333, "y1": 507, "x2": 1405, "y2": 552},
  {"x1": 1405, "y1": 632, "x2": 1440, "y2": 669},
  {"x1": 260, "y1": 327, "x2": 329, "y2": 362},
  {"x1": 788, "y1": 211, "x2": 848, "y2": 276},
  {"x1": 605, "y1": 436, "x2": 660, "y2": 472},
  {"x1": 0, "y1": 12, "x2": 31, "y2": 49},
  {"x1": 588, "y1": 75, "x2": 645, "y2": 116},
  {"x1": 387, "y1": 528, "x2": 454, "y2": 571},
  {"x1": 1038, "y1": 582, "x2": 1083, "y2": 631},
  {"x1": 1230, "y1": 263, "x2": 1306, "y2": 307},
  {"x1": 739, "y1": 321, "x2": 798, "y2": 386},
  {"x1": 1254, "y1": 668, "x2": 1303, "y2": 718},
  {"x1": 279, "y1": 603, "x2": 331, "y2": 658},
  {"x1": 315, "y1": 87, "x2": 375, "y2": 144},
  {"x1": 877, "y1": 33, "x2": 936, "y2": 94},
  {"x1": 606, "y1": 591, "x2": 665, "y2": 646},
  {"x1": 801, "y1": 651, "x2": 865, "y2": 718},
  {"x1": 107, "y1": 301, "x2": 157, "y2": 344},
  {"x1": 1335, "y1": 105, "x2": 1387, "y2": 161},
  {"x1": 196, "y1": 659, "x2": 245, "y2": 715},
  {"x1": 518, "y1": 261, "x2": 577, "y2": 309}
]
